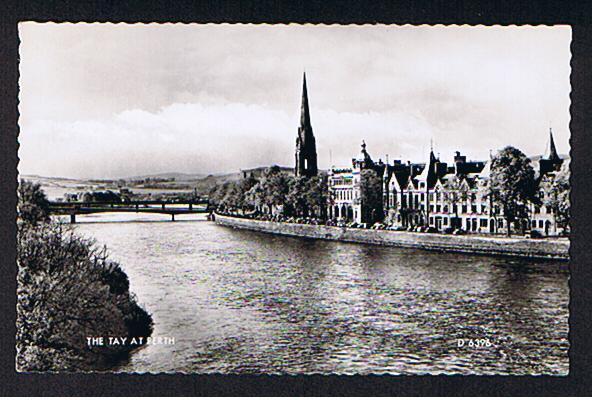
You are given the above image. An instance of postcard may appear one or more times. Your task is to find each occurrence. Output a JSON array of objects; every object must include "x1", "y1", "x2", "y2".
[{"x1": 16, "y1": 23, "x2": 570, "y2": 376}]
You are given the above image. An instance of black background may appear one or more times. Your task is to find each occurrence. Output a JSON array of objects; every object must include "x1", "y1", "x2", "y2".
[{"x1": 1, "y1": 0, "x2": 591, "y2": 396}]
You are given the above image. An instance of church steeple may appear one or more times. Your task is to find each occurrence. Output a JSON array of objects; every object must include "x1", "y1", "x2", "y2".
[
  {"x1": 295, "y1": 72, "x2": 318, "y2": 177},
  {"x1": 300, "y1": 72, "x2": 311, "y2": 129},
  {"x1": 546, "y1": 127, "x2": 560, "y2": 161}
]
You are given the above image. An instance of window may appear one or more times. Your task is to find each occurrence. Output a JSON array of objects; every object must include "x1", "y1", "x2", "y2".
[
  {"x1": 482, "y1": 205, "x2": 487, "y2": 214},
  {"x1": 453, "y1": 205, "x2": 458, "y2": 214},
  {"x1": 539, "y1": 220, "x2": 544, "y2": 229},
  {"x1": 436, "y1": 205, "x2": 441, "y2": 212},
  {"x1": 546, "y1": 206, "x2": 552, "y2": 214},
  {"x1": 462, "y1": 205, "x2": 467, "y2": 214},
  {"x1": 498, "y1": 220, "x2": 504, "y2": 228},
  {"x1": 471, "y1": 205, "x2": 477, "y2": 213},
  {"x1": 532, "y1": 220, "x2": 536, "y2": 228},
  {"x1": 430, "y1": 205, "x2": 435, "y2": 212},
  {"x1": 421, "y1": 193, "x2": 425, "y2": 201},
  {"x1": 430, "y1": 193, "x2": 435, "y2": 202},
  {"x1": 534, "y1": 206, "x2": 541, "y2": 214},
  {"x1": 443, "y1": 205, "x2": 449, "y2": 213},
  {"x1": 443, "y1": 217, "x2": 448, "y2": 225},
  {"x1": 480, "y1": 218, "x2": 488, "y2": 228}
]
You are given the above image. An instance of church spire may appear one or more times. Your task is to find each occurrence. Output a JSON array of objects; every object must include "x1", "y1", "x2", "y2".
[
  {"x1": 300, "y1": 72, "x2": 311, "y2": 129},
  {"x1": 546, "y1": 127, "x2": 559, "y2": 161},
  {"x1": 295, "y1": 72, "x2": 318, "y2": 177}
]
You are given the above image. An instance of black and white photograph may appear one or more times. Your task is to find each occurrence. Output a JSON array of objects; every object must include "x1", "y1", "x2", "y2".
[{"x1": 16, "y1": 23, "x2": 571, "y2": 375}]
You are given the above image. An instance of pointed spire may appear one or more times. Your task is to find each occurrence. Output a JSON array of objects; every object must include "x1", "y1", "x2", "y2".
[
  {"x1": 295, "y1": 72, "x2": 318, "y2": 177},
  {"x1": 300, "y1": 72, "x2": 311, "y2": 129},
  {"x1": 546, "y1": 127, "x2": 559, "y2": 161},
  {"x1": 428, "y1": 138, "x2": 437, "y2": 163}
]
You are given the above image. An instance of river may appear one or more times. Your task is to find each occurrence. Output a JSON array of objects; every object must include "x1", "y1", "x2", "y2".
[{"x1": 71, "y1": 213, "x2": 569, "y2": 375}]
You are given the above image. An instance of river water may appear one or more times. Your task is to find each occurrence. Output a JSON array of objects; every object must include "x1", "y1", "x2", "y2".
[{"x1": 71, "y1": 213, "x2": 569, "y2": 375}]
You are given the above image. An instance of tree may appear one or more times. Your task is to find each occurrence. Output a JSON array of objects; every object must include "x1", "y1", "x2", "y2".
[
  {"x1": 210, "y1": 181, "x2": 233, "y2": 212},
  {"x1": 489, "y1": 146, "x2": 537, "y2": 236},
  {"x1": 207, "y1": 182, "x2": 227, "y2": 210},
  {"x1": 18, "y1": 180, "x2": 50, "y2": 225},
  {"x1": 16, "y1": 184, "x2": 153, "y2": 371},
  {"x1": 234, "y1": 175, "x2": 258, "y2": 213},
  {"x1": 287, "y1": 176, "x2": 310, "y2": 217},
  {"x1": 17, "y1": 223, "x2": 153, "y2": 371},
  {"x1": 260, "y1": 167, "x2": 291, "y2": 215},
  {"x1": 360, "y1": 169, "x2": 383, "y2": 224},
  {"x1": 245, "y1": 181, "x2": 266, "y2": 213},
  {"x1": 221, "y1": 182, "x2": 243, "y2": 212},
  {"x1": 543, "y1": 162, "x2": 570, "y2": 233},
  {"x1": 305, "y1": 174, "x2": 328, "y2": 220}
]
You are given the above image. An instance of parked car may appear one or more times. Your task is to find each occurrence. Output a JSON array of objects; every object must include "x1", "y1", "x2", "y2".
[{"x1": 527, "y1": 230, "x2": 543, "y2": 239}]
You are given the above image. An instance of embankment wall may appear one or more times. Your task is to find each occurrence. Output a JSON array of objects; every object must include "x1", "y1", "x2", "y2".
[{"x1": 214, "y1": 214, "x2": 569, "y2": 261}]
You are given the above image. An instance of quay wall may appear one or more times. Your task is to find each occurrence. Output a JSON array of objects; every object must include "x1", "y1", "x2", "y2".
[{"x1": 214, "y1": 214, "x2": 569, "y2": 261}]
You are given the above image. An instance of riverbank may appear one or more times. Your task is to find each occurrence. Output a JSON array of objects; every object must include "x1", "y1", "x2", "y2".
[{"x1": 214, "y1": 214, "x2": 569, "y2": 261}]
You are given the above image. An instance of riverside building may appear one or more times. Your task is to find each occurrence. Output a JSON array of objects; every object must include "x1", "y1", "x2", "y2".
[{"x1": 326, "y1": 130, "x2": 566, "y2": 235}]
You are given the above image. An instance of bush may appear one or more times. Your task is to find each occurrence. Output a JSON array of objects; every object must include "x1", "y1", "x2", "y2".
[
  {"x1": 16, "y1": 181, "x2": 153, "y2": 371},
  {"x1": 16, "y1": 221, "x2": 154, "y2": 371},
  {"x1": 17, "y1": 180, "x2": 50, "y2": 225}
]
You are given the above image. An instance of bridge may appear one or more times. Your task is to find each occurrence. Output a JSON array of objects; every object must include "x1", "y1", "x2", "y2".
[{"x1": 49, "y1": 200, "x2": 210, "y2": 223}]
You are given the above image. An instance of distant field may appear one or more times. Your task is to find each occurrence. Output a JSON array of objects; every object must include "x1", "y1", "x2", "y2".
[{"x1": 20, "y1": 166, "x2": 293, "y2": 200}]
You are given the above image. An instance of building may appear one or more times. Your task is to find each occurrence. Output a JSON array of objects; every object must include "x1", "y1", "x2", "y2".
[
  {"x1": 326, "y1": 130, "x2": 567, "y2": 235},
  {"x1": 294, "y1": 73, "x2": 318, "y2": 178},
  {"x1": 327, "y1": 141, "x2": 385, "y2": 224},
  {"x1": 529, "y1": 128, "x2": 566, "y2": 235}
]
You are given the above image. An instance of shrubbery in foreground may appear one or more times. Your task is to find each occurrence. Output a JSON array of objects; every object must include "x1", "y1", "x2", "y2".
[{"x1": 16, "y1": 181, "x2": 153, "y2": 371}]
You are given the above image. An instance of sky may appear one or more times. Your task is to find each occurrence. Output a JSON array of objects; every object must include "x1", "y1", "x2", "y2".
[{"x1": 18, "y1": 23, "x2": 572, "y2": 179}]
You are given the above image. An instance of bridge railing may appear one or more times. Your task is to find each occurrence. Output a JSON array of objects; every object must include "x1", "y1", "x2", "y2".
[{"x1": 49, "y1": 200, "x2": 209, "y2": 208}]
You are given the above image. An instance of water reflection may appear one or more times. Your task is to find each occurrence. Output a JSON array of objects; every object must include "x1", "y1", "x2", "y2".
[{"x1": 72, "y1": 216, "x2": 568, "y2": 375}]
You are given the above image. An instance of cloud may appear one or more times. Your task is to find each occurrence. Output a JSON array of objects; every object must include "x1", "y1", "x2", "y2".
[
  {"x1": 18, "y1": 24, "x2": 572, "y2": 178},
  {"x1": 18, "y1": 102, "x2": 440, "y2": 178}
]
